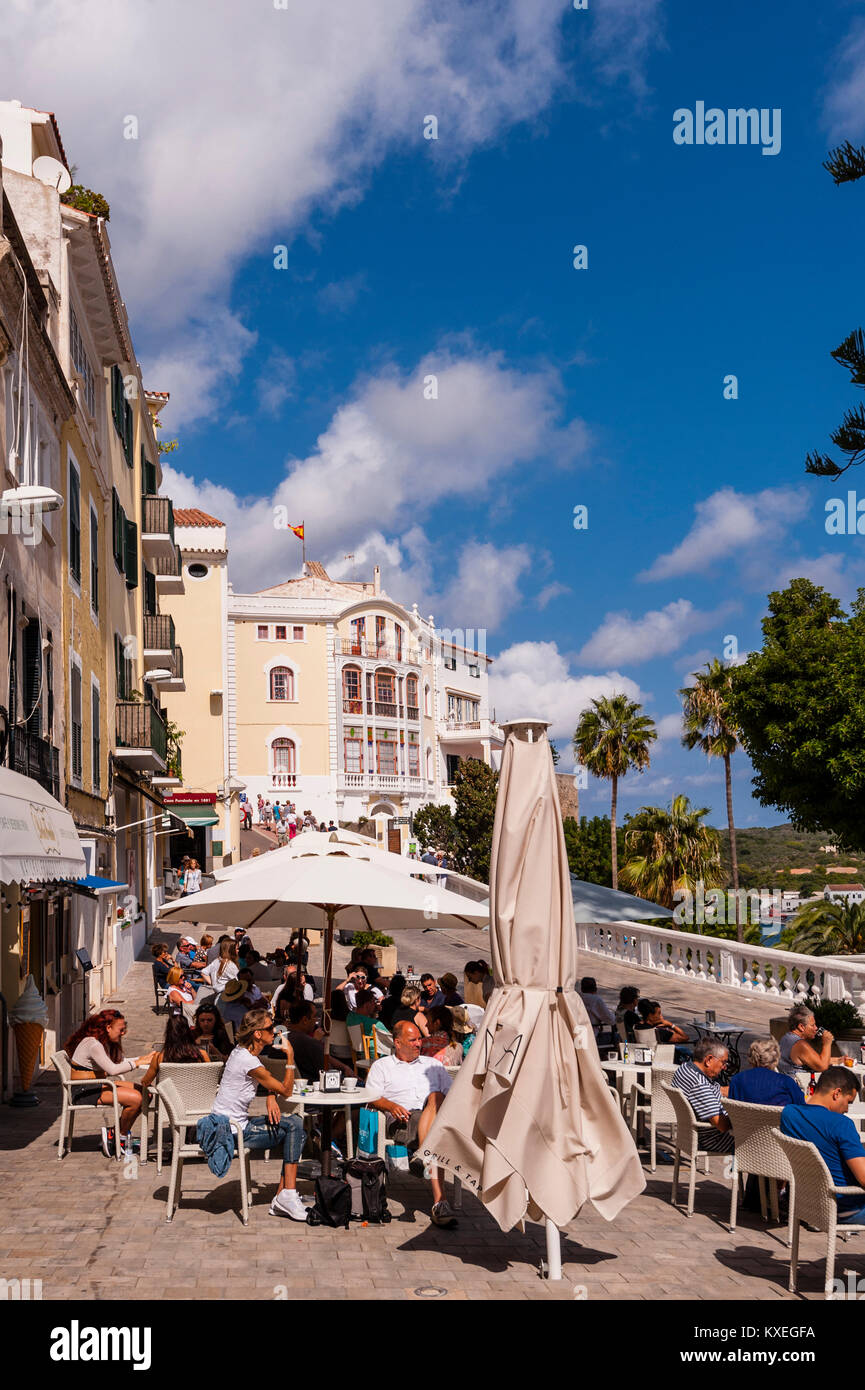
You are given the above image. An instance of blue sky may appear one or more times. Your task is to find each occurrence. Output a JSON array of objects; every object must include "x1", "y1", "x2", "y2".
[{"x1": 6, "y1": 0, "x2": 865, "y2": 828}]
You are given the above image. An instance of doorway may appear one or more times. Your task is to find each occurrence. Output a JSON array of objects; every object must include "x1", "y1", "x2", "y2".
[{"x1": 387, "y1": 826, "x2": 401, "y2": 854}]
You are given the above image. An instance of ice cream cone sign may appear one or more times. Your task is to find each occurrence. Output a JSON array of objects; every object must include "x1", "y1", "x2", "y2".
[{"x1": 10, "y1": 976, "x2": 49, "y2": 1094}]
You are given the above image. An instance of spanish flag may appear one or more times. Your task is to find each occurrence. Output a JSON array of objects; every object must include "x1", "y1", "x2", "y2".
[{"x1": 289, "y1": 523, "x2": 304, "y2": 541}]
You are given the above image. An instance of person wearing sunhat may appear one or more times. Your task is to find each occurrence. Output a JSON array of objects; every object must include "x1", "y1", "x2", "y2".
[
  {"x1": 449, "y1": 1005, "x2": 477, "y2": 1058},
  {"x1": 217, "y1": 977, "x2": 257, "y2": 1029}
]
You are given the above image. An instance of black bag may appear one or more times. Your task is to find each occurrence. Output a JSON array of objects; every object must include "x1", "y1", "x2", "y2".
[
  {"x1": 345, "y1": 1156, "x2": 391, "y2": 1224},
  {"x1": 306, "y1": 1174, "x2": 352, "y2": 1229}
]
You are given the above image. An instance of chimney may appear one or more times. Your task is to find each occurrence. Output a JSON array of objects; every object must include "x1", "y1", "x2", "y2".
[{"x1": 373, "y1": 565, "x2": 380, "y2": 595}]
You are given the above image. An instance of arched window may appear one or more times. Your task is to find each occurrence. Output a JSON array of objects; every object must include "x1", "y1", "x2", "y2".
[
  {"x1": 426, "y1": 746, "x2": 433, "y2": 781},
  {"x1": 423, "y1": 682, "x2": 432, "y2": 717},
  {"x1": 406, "y1": 674, "x2": 419, "y2": 718},
  {"x1": 374, "y1": 668, "x2": 396, "y2": 716},
  {"x1": 270, "y1": 666, "x2": 294, "y2": 701},
  {"x1": 342, "y1": 665, "x2": 363, "y2": 714},
  {"x1": 271, "y1": 737, "x2": 296, "y2": 787}
]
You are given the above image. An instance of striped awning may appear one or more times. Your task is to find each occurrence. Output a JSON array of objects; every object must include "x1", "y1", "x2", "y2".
[{"x1": 0, "y1": 767, "x2": 86, "y2": 885}]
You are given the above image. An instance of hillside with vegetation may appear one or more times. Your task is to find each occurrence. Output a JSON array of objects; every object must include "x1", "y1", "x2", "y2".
[{"x1": 717, "y1": 824, "x2": 865, "y2": 895}]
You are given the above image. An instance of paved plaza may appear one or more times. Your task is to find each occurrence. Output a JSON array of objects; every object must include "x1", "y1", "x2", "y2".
[{"x1": 0, "y1": 910, "x2": 854, "y2": 1302}]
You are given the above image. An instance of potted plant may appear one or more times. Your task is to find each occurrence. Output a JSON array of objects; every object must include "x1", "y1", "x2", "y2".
[
  {"x1": 807, "y1": 996, "x2": 865, "y2": 1052},
  {"x1": 348, "y1": 929, "x2": 398, "y2": 977}
]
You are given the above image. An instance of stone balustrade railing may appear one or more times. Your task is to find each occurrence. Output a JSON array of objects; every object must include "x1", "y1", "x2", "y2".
[{"x1": 576, "y1": 920, "x2": 865, "y2": 1017}]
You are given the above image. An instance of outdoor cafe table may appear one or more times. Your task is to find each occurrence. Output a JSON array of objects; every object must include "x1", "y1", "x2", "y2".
[
  {"x1": 600, "y1": 1058, "x2": 656, "y2": 1110},
  {"x1": 693, "y1": 1019, "x2": 747, "y2": 1074},
  {"x1": 281, "y1": 1085, "x2": 375, "y2": 1167}
]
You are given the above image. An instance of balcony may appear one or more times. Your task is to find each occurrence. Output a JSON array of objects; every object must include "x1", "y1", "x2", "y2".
[
  {"x1": 161, "y1": 645, "x2": 185, "y2": 692},
  {"x1": 338, "y1": 771, "x2": 425, "y2": 795},
  {"x1": 406, "y1": 705, "x2": 420, "y2": 723},
  {"x1": 152, "y1": 743, "x2": 182, "y2": 788},
  {"x1": 143, "y1": 613, "x2": 176, "y2": 672},
  {"x1": 374, "y1": 700, "x2": 401, "y2": 719},
  {"x1": 342, "y1": 699, "x2": 364, "y2": 716},
  {"x1": 438, "y1": 712, "x2": 504, "y2": 747},
  {"x1": 9, "y1": 727, "x2": 60, "y2": 800},
  {"x1": 154, "y1": 543, "x2": 184, "y2": 594},
  {"x1": 141, "y1": 496, "x2": 176, "y2": 562},
  {"x1": 270, "y1": 771, "x2": 297, "y2": 790},
  {"x1": 115, "y1": 700, "x2": 167, "y2": 771},
  {"x1": 338, "y1": 638, "x2": 421, "y2": 666}
]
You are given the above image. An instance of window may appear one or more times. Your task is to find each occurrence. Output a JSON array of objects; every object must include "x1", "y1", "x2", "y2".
[
  {"x1": 257, "y1": 625, "x2": 269, "y2": 640},
  {"x1": 444, "y1": 650, "x2": 457, "y2": 670},
  {"x1": 275, "y1": 624, "x2": 287, "y2": 640},
  {"x1": 110, "y1": 365, "x2": 133, "y2": 465},
  {"x1": 293, "y1": 625, "x2": 304, "y2": 641},
  {"x1": 424, "y1": 683, "x2": 431, "y2": 717},
  {"x1": 187, "y1": 563, "x2": 209, "y2": 580},
  {"x1": 350, "y1": 618, "x2": 365, "y2": 654},
  {"x1": 114, "y1": 634, "x2": 132, "y2": 701},
  {"x1": 271, "y1": 737, "x2": 296, "y2": 776},
  {"x1": 70, "y1": 308, "x2": 96, "y2": 417},
  {"x1": 270, "y1": 666, "x2": 294, "y2": 701},
  {"x1": 68, "y1": 458, "x2": 81, "y2": 582},
  {"x1": 112, "y1": 489, "x2": 125, "y2": 571},
  {"x1": 446, "y1": 753, "x2": 461, "y2": 786},
  {"x1": 376, "y1": 671, "x2": 395, "y2": 704},
  {"x1": 406, "y1": 675, "x2": 418, "y2": 712},
  {"x1": 141, "y1": 448, "x2": 157, "y2": 496},
  {"x1": 408, "y1": 743, "x2": 419, "y2": 776},
  {"x1": 342, "y1": 667, "x2": 362, "y2": 713},
  {"x1": 22, "y1": 618, "x2": 42, "y2": 737},
  {"x1": 377, "y1": 738, "x2": 397, "y2": 775},
  {"x1": 124, "y1": 518, "x2": 138, "y2": 588},
  {"x1": 344, "y1": 738, "x2": 363, "y2": 774},
  {"x1": 144, "y1": 566, "x2": 157, "y2": 617},
  {"x1": 90, "y1": 508, "x2": 99, "y2": 616},
  {"x1": 376, "y1": 616, "x2": 386, "y2": 655},
  {"x1": 71, "y1": 660, "x2": 83, "y2": 783},
  {"x1": 468, "y1": 663, "x2": 480, "y2": 678},
  {"x1": 91, "y1": 684, "x2": 101, "y2": 793},
  {"x1": 395, "y1": 625, "x2": 403, "y2": 662}
]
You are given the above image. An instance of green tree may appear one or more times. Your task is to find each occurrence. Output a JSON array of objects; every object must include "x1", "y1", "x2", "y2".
[
  {"x1": 680, "y1": 659, "x2": 743, "y2": 939},
  {"x1": 788, "y1": 899, "x2": 865, "y2": 956},
  {"x1": 563, "y1": 814, "x2": 621, "y2": 886},
  {"x1": 824, "y1": 140, "x2": 865, "y2": 185},
  {"x1": 728, "y1": 579, "x2": 865, "y2": 851},
  {"x1": 573, "y1": 695, "x2": 657, "y2": 890},
  {"x1": 452, "y1": 757, "x2": 498, "y2": 884},
  {"x1": 619, "y1": 795, "x2": 722, "y2": 908},
  {"x1": 412, "y1": 803, "x2": 457, "y2": 858}
]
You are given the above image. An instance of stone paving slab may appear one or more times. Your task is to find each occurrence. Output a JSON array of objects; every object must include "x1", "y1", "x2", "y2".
[{"x1": 0, "y1": 923, "x2": 849, "y2": 1302}]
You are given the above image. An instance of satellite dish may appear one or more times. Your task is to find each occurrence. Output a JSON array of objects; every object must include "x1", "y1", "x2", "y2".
[{"x1": 32, "y1": 155, "x2": 72, "y2": 193}]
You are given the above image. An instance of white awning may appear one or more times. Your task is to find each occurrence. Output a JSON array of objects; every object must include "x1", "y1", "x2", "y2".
[{"x1": 0, "y1": 767, "x2": 87, "y2": 885}]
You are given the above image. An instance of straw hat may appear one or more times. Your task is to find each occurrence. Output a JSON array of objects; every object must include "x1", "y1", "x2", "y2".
[
  {"x1": 222, "y1": 979, "x2": 247, "y2": 1002},
  {"x1": 449, "y1": 1005, "x2": 475, "y2": 1036}
]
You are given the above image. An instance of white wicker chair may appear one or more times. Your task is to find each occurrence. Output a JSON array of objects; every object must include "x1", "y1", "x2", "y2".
[
  {"x1": 626, "y1": 1065, "x2": 676, "y2": 1170},
  {"x1": 155, "y1": 1076, "x2": 255, "y2": 1224},
  {"x1": 724, "y1": 1099, "x2": 793, "y2": 1244},
  {"x1": 662, "y1": 1081, "x2": 731, "y2": 1217},
  {"x1": 772, "y1": 1130, "x2": 865, "y2": 1296},
  {"x1": 146, "y1": 1062, "x2": 224, "y2": 1173},
  {"x1": 52, "y1": 1051, "x2": 123, "y2": 1163}
]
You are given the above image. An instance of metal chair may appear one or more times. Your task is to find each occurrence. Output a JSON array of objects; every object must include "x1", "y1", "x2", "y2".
[
  {"x1": 661, "y1": 1081, "x2": 731, "y2": 1217},
  {"x1": 152, "y1": 967, "x2": 169, "y2": 1014},
  {"x1": 145, "y1": 1061, "x2": 224, "y2": 1173},
  {"x1": 154, "y1": 1076, "x2": 254, "y2": 1225},
  {"x1": 772, "y1": 1130, "x2": 865, "y2": 1297},
  {"x1": 52, "y1": 1051, "x2": 122, "y2": 1163},
  {"x1": 625, "y1": 1065, "x2": 676, "y2": 1170},
  {"x1": 724, "y1": 1099, "x2": 794, "y2": 1244}
]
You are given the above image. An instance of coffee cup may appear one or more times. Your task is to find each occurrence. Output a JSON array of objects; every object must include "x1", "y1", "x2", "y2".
[
  {"x1": 309, "y1": 1080, "x2": 320, "y2": 1092},
  {"x1": 342, "y1": 1077, "x2": 358, "y2": 1091}
]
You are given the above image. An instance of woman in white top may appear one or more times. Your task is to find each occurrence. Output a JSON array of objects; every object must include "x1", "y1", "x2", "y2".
[
  {"x1": 196, "y1": 939, "x2": 239, "y2": 1002},
  {"x1": 182, "y1": 858, "x2": 202, "y2": 895},
  {"x1": 64, "y1": 1009, "x2": 156, "y2": 1158},
  {"x1": 211, "y1": 1008, "x2": 308, "y2": 1221}
]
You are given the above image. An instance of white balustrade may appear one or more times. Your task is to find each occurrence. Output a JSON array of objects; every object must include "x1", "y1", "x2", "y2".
[{"x1": 575, "y1": 920, "x2": 865, "y2": 1018}]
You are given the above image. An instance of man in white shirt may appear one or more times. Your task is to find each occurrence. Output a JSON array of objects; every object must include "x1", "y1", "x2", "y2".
[
  {"x1": 579, "y1": 977, "x2": 615, "y2": 1036},
  {"x1": 364, "y1": 1020, "x2": 456, "y2": 1228}
]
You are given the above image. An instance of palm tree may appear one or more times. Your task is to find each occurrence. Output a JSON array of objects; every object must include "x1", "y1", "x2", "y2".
[
  {"x1": 679, "y1": 659, "x2": 742, "y2": 939},
  {"x1": 788, "y1": 899, "x2": 865, "y2": 956},
  {"x1": 573, "y1": 695, "x2": 657, "y2": 889},
  {"x1": 619, "y1": 795, "x2": 723, "y2": 908}
]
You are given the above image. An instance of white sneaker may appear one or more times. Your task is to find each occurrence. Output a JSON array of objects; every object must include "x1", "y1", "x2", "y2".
[{"x1": 270, "y1": 1189, "x2": 309, "y2": 1222}]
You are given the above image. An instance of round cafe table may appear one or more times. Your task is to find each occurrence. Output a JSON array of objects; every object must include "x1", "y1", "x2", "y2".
[
  {"x1": 600, "y1": 1058, "x2": 657, "y2": 1110},
  {"x1": 282, "y1": 1085, "x2": 375, "y2": 1173}
]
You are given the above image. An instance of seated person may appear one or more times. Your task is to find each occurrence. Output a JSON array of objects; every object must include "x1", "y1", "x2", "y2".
[
  {"x1": 379, "y1": 975, "x2": 407, "y2": 1032},
  {"x1": 142, "y1": 1014, "x2": 210, "y2": 1090},
  {"x1": 419, "y1": 973, "x2": 443, "y2": 1010},
  {"x1": 165, "y1": 966, "x2": 197, "y2": 1023},
  {"x1": 464, "y1": 960, "x2": 494, "y2": 1005},
  {"x1": 211, "y1": 1009, "x2": 308, "y2": 1221},
  {"x1": 151, "y1": 942, "x2": 173, "y2": 989},
  {"x1": 728, "y1": 1038, "x2": 807, "y2": 1108},
  {"x1": 438, "y1": 973, "x2": 464, "y2": 1007},
  {"x1": 364, "y1": 1020, "x2": 457, "y2": 1228},
  {"x1": 615, "y1": 986, "x2": 641, "y2": 1042},
  {"x1": 579, "y1": 977, "x2": 615, "y2": 1034},
  {"x1": 176, "y1": 936, "x2": 204, "y2": 976},
  {"x1": 389, "y1": 984, "x2": 430, "y2": 1038},
  {"x1": 636, "y1": 998, "x2": 690, "y2": 1047},
  {"x1": 64, "y1": 1009, "x2": 156, "y2": 1159},
  {"x1": 781, "y1": 1066, "x2": 865, "y2": 1223},
  {"x1": 778, "y1": 1005, "x2": 854, "y2": 1076},
  {"x1": 207, "y1": 934, "x2": 231, "y2": 965},
  {"x1": 671, "y1": 1039, "x2": 734, "y2": 1153},
  {"x1": 217, "y1": 978, "x2": 258, "y2": 1029},
  {"x1": 246, "y1": 950, "x2": 274, "y2": 987},
  {"x1": 192, "y1": 1001, "x2": 233, "y2": 1061},
  {"x1": 237, "y1": 967, "x2": 268, "y2": 1006},
  {"x1": 275, "y1": 1000, "x2": 353, "y2": 1079},
  {"x1": 346, "y1": 988, "x2": 393, "y2": 1053},
  {"x1": 336, "y1": 968, "x2": 368, "y2": 1013},
  {"x1": 450, "y1": 1005, "x2": 477, "y2": 1058},
  {"x1": 421, "y1": 1006, "x2": 463, "y2": 1066}
]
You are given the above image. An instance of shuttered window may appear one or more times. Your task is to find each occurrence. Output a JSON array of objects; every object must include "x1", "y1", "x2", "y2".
[
  {"x1": 71, "y1": 662, "x2": 83, "y2": 782},
  {"x1": 22, "y1": 618, "x2": 42, "y2": 737},
  {"x1": 90, "y1": 509, "x2": 99, "y2": 615},
  {"x1": 69, "y1": 460, "x2": 81, "y2": 581},
  {"x1": 144, "y1": 566, "x2": 156, "y2": 616},
  {"x1": 112, "y1": 489, "x2": 125, "y2": 570},
  {"x1": 141, "y1": 448, "x2": 157, "y2": 496},
  {"x1": 91, "y1": 685, "x2": 101, "y2": 792},
  {"x1": 124, "y1": 519, "x2": 138, "y2": 588},
  {"x1": 115, "y1": 634, "x2": 126, "y2": 700}
]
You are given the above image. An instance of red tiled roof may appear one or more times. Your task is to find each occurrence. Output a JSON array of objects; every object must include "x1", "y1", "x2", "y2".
[
  {"x1": 174, "y1": 508, "x2": 224, "y2": 527},
  {"x1": 146, "y1": 390, "x2": 170, "y2": 399}
]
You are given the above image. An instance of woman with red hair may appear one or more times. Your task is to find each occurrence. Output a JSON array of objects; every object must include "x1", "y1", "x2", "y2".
[{"x1": 64, "y1": 1010, "x2": 156, "y2": 1158}]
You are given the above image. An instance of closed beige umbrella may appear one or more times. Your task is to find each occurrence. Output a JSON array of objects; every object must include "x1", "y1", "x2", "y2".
[{"x1": 423, "y1": 719, "x2": 645, "y2": 1271}]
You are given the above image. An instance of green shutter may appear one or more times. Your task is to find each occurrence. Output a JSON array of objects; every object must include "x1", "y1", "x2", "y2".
[
  {"x1": 69, "y1": 463, "x2": 81, "y2": 581},
  {"x1": 144, "y1": 566, "x2": 156, "y2": 616},
  {"x1": 124, "y1": 519, "x2": 138, "y2": 588}
]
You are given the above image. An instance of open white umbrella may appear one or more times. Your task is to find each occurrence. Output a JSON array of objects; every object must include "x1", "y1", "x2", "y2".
[{"x1": 422, "y1": 718, "x2": 645, "y2": 1279}]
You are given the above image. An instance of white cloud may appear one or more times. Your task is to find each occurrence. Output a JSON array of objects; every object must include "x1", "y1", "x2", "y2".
[
  {"x1": 255, "y1": 350, "x2": 297, "y2": 416},
  {"x1": 640, "y1": 487, "x2": 811, "y2": 582},
  {"x1": 823, "y1": 19, "x2": 865, "y2": 140},
  {"x1": 145, "y1": 312, "x2": 257, "y2": 428},
  {"x1": 317, "y1": 274, "x2": 368, "y2": 315},
  {"x1": 577, "y1": 598, "x2": 729, "y2": 666},
  {"x1": 655, "y1": 711, "x2": 683, "y2": 742},
  {"x1": 537, "y1": 581, "x2": 572, "y2": 609},
  {"x1": 163, "y1": 348, "x2": 586, "y2": 591},
  {"x1": 617, "y1": 774, "x2": 673, "y2": 799},
  {"x1": 488, "y1": 639, "x2": 645, "y2": 741},
  {"x1": 587, "y1": 0, "x2": 666, "y2": 98}
]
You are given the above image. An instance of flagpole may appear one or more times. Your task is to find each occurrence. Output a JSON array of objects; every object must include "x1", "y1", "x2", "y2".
[{"x1": 302, "y1": 522, "x2": 306, "y2": 569}]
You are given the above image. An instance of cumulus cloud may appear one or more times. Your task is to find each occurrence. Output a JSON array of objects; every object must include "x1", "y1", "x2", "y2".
[
  {"x1": 577, "y1": 599, "x2": 731, "y2": 667},
  {"x1": 536, "y1": 581, "x2": 572, "y2": 609},
  {"x1": 145, "y1": 312, "x2": 257, "y2": 428},
  {"x1": 655, "y1": 711, "x2": 684, "y2": 743},
  {"x1": 640, "y1": 487, "x2": 811, "y2": 582},
  {"x1": 488, "y1": 640, "x2": 645, "y2": 741}
]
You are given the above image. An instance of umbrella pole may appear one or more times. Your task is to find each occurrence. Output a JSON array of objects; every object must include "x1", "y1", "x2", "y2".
[
  {"x1": 545, "y1": 1219, "x2": 562, "y2": 1281},
  {"x1": 320, "y1": 906, "x2": 336, "y2": 1178}
]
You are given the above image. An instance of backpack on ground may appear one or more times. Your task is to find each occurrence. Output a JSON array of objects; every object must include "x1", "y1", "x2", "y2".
[
  {"x1": 306, "y1": 1173, "x2": 352, "y2": 1228},
  {"x1": 345, "y1": 1156, "x2": 391, "y2": 1224}
]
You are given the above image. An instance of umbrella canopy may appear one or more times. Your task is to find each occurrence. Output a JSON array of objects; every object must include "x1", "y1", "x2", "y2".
[
  {"x1": 423, "y1": 720, "x2": 645, "y2": 1232},
  {"x1": 571, "y1": 876, "x2": 672, "y2": 923}
]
